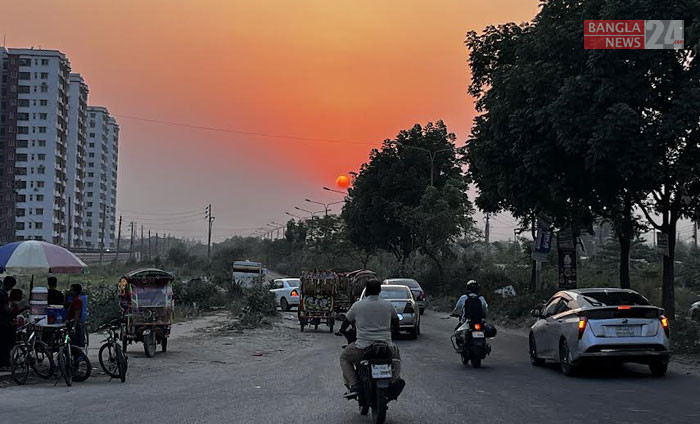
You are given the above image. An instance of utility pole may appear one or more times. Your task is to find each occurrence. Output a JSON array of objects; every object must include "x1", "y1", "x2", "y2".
[
  {"x1": 148, "y1": 230, "x2": 151, "y2": 260},
  {"x1": 116, "y1": 215, "x2": 122, "y2": 263},
  {"x1": 694, "y1": 216, "x2": 698, "y2": 249},
  {"x1": 140, "y1": 225, "x2": 144, "y2": 261},
  {"x1": 484, "y1": 213, "x2": 491, "y2": 258},
  {"x1": 129, "y1": 221, "x2": 135, "y2": 260},
  {"x1": 67, "y1": 197, "x2": 72, "y2": 248},
  {"x1": 155, "y1": 233, "x2": 159, "y2": 258},
  {"x1": 205, "y1": 204, "x2": 215, "y2": 264},
  {"x1": 99, "y1": 202, "x2": 106, "y2": 265}
]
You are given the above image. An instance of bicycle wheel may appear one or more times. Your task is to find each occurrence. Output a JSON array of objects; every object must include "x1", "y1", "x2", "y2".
[
  {"x1": 99, "y1": 343, "x2": 119, "y2": 378},
  {"x1": 10, "y1": 344, "x2": 29, "y2": 385},
  {"x1": 71, "y1": 346, "x2": 92, "y2": 382},
  {"x1": 31, "y1": 342, "x2": 54, "y2": 379},
  {"x1": 58, "y1": 344, "x2": 73, "y2": 387},
  {"x1": 115, "y1": 344, "x2": 127, "y2": 382}
]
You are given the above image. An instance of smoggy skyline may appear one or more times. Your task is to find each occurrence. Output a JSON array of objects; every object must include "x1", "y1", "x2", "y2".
[{"x1": 1, "y1": 0, "x2": 540, "y2": 242}]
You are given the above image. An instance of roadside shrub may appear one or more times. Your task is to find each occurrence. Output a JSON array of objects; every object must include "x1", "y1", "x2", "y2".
[
  {"x1": 173, "y1": 278, "x2": 225, "y2": 310},
  {"x1": 243, "y1": 283, "x2": 277, "y2": 316},
  {"x1": 84, "y1": 283, "x2": 120, "y2": 332},
  {"x1": 671, "y1": 319, "x2": 700, "y2": 354}
]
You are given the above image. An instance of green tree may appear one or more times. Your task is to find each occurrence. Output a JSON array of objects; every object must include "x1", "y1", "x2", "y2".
[
  {"x1": 343, "y1": 121, "x2": 474, "y2": 274},
  {"x1": 465, "y1": 1, "x2": 700, "y2": 314}
]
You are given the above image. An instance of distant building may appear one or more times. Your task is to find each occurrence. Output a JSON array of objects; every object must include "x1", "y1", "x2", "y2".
[
  {"x1": 0, "y1": 47, "x2": 119, "y2": 247},
  {"x1": 0, "y1": 48, "x2": 71, "y2": 243},
  {"x1": 83, "y1": 106, "x2": 118, "y2": 249},
  {"x1": 66, "y1": 73, "x2": 88, "y2": 247}
]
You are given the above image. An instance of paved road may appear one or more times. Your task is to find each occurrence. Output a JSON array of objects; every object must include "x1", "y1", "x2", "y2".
[{"x1": 2, "y1": 312, "x2": 700, "y2": 423}]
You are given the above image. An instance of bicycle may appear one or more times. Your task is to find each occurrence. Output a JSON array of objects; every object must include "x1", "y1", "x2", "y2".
[
  {"x1": 98, "y1": 320, "x2": 128, "y2": 382},
  {"x1": 51, "y1": 322, "x2": 92, "y2": 386},
  {"x1": 10, "y1": 317, "x2": 54, "y2": 385}
]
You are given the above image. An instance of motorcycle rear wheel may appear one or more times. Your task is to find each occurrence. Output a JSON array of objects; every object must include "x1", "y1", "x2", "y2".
[
  {"x1": 461, "y1": 352, "x2": 469, "y2": 365},
  {"x1": 359, "y1": 405, "x2": 369, "y2": 415},
  {"x1": 372, "y1": 388, "x2": 387, "y2": 424},
  {"x1": 471, "y1": 357, "x2": 482, "y2": 368}
]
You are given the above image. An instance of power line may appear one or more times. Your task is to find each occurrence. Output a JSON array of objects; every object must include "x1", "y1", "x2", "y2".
[
  {"x1": 113, "y1": 113, "x2": 374, "y2": 146},
  {"x1": 116, "y1": 207, "x2": 205, "y2": 217}
]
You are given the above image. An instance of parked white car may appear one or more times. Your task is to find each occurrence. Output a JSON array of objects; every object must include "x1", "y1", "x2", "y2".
[
  {"x1": 529, "y1": 288, "x2": 670, "y2": 377},
  {"x1": 270, "y1": 278, "x2": 301, "y2": 311}
]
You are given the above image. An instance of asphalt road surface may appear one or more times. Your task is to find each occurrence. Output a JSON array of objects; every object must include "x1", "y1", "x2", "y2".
[{"x1": 2, "y1": 312, "x2": 700, "y2": 424}]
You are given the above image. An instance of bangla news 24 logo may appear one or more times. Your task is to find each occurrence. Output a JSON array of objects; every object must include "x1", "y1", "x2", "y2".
[{"x1": 584, "y1": 20, "x2": 684, "y2": 50}]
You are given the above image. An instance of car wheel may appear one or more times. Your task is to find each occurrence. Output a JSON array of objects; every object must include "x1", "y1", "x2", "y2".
[
  {"x1": 529, "y1": 333, "x2": 545, "y2": 367},
  {"x1": 559, "y1": 338, "x2": 576, "y2": 376},
  {"x1": 419, "y1": 308, "x2": 425, "y2": 315},
  {"x1": 649, "y1": 359, "x2": 668, "y2": 377},
  {"x1": 280, "y1": 297, "x2": 289, "y2": 312},
  {"x1": 416, "y1": 321, "x2": 421, "y2": 336}
]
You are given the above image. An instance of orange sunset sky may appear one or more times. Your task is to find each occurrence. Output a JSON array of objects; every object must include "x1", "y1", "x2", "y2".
[{"x1": 1, "y1": 0, "x2": 540, "y2": 241}]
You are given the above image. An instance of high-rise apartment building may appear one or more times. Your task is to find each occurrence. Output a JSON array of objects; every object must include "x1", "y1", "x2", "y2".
[
  {"x1": 0, "y1": 48, "x2": 71, "y2": 244},
  {"x1": 0, "y1": 47, "x2": 118, "y2": 248},
  {"x1": 84, "y1": 106, "x2": 118, "y2": 249},
  {"x1": 66, "y1": 73, "x2": 88, "y2": 247}
]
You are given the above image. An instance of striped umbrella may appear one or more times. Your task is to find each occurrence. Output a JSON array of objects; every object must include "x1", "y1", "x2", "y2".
[{"x1": 0, "y1": 240, "x2": 88, "y2": 274}]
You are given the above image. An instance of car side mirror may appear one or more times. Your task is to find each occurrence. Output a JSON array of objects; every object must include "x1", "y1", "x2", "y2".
[{"x1": 530, "y1": 308, "x2": 542, "y2": 318}]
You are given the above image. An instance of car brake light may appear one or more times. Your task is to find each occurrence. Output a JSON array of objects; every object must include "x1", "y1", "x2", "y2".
[
  {"x1": 618, "y1": 306, "x2": 631, "y2": 310},
  {"x1": 474, "y1": 323, "x2": 482, "y2": 331},
  {"x1": 578, "y1": 317, "x2": 587, "y2": 339},
  {"x1": 660, "y1": 315, "x2": 669, "y2": 337},
  {"x1": 417, "y1": 291, "x2": 425, "y2": 301},
  {"x1": 290, "y1": 290, "x2": 298, "y2": 297}
]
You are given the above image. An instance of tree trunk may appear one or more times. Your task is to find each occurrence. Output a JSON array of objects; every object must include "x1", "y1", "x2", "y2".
[
  {"x1": 661, "y1": 220, "x2": 677, "y2": 319},
  {"x1": 618, "y1": 232, "x2": 631, "y2": 289},
  {"x1": 530, "y1": 219, "x2": 537, "y2": 292}
]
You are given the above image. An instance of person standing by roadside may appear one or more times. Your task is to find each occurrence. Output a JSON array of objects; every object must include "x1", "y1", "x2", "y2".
[
  {"x1": 0, "y1": 276, "x2": 17, "y2": 368},
  {"x1": 47, "y1": 277, "x2": 64, "y2": 306},
  {"x1": 67, "y1": 284, "x2": 85, "y2": 348}
]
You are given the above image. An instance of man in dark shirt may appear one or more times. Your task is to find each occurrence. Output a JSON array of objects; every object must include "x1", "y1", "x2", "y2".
[
  {"x1": 0, "y1": 276, "x2": 17, "y2": 367},
  {"x1": 47, "y1": 276, "x2": 64, "y2": 306},
  {"x1": 68, "y1": 284, "x2": 85, "y2": 348}
]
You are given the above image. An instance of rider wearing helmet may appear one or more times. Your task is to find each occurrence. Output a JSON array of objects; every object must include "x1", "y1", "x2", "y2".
[{"x1": 451, "y1": 280, "x2": 489, "y2": 328}]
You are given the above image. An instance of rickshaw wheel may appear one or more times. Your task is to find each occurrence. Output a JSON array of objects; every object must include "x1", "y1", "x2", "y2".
[{"x1": 143, "y1": 333, "x2": 157, "y2": 358}]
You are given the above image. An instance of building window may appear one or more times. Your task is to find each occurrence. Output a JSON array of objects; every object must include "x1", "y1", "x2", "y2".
[
  {"x1": 38, "y1": 127, "x2": 46, "y2": 133},
  {"x1": 35, "y1": 208, "x2": 43, "y2": 215},
  {"x1": 39, "y1": 113, "x2": 47, "y2": 120},
  {"x1": 36, "y1": 195, "x2": 44, "y2": 201},
  {"x1": 41, "y1": 59, "x2": 49, "y2": 66},
  {"x1": 38, "y1": 140, "x2": 46, "y2": 147},
  {"x1": 40, "y1": 72, "x2": 48, "y2": 79},
  {"x1": 16, "y1": 222, "x2": 25, "y2": 231},
  {"x1": 40, "y1": 99, "x2": 48, "y2": 106},
  {"x1": 38, "y1": 154, "x2": 45, "y2": 161},
  {"x1": 89, "y1": 133, "x2": 95, "y2": 138},
  {"x1": 40, "y1": 85, "x2": 48, "y2": 93},
  {"x1": 35, "y1": 222, "x2": 43, "y2": 229}
]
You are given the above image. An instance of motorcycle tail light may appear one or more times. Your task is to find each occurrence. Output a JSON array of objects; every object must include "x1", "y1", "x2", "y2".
[
  {"x1": 474, "y1": 323, "x2": 482, "y2": 331},
  {"x1": 660, "y1": 316, "x2": 669, "y2": 337},
  {"x1": 577, "y1": 317, "x2": 588, "y2": 339}
]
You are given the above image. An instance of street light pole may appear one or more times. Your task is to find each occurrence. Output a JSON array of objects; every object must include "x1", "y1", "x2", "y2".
[
  {"x1": 295, "y1": 206, "x2": 324, "y2": 218},
  {"x1": 323, "y1": 186, "x2": 348, "y2": 195},
  {"x1": 395, "y1": 142, "x2": 453, "y2": 186},
  {"x1": 305, "y1": 199, "x2": 345, "y2": 217}
]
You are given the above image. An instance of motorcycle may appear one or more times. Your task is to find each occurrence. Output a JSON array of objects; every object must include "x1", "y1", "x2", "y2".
[
  {"x1": 337, "y1": 324, "x2": 405, "y2": 424},
  {"x1": 451, "y1": 319, "x2": 493, "y2": 368}
]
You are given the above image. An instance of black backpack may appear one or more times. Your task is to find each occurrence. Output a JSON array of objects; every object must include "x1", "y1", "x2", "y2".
[{"x1": 463, "y1": 295, "x2": 484, "y2": 322}]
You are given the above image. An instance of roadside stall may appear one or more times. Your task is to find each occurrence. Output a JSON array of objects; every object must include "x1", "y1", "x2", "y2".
[{"x1": 0, "y1": 240, "x2": 89, "y2": 386}]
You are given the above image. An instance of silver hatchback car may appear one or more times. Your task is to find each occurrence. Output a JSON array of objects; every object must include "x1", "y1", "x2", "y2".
[
  {"x1": 361, "y1": 284, "x2": 421, "y2": 338},
  {"x1": 529, "y1": 288, "x2": 670, "y2": 376}
]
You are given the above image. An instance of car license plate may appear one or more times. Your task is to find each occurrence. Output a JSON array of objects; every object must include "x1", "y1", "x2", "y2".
[
  {"x1": 614, "y1": 326, "x2": 636, "y2": 337},
  {"x1": 371, "y1": 364, "x2": 392, "y2": 379},
  {"x1": 472, "y1": 331, "x2": 485, "y2": 338}
]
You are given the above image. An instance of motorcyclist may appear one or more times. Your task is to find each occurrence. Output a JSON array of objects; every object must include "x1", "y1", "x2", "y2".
[
  {"x1": 337, "y1": 278, "x2": 400, "y2": 399},
  {"x1": 451, "y1": 280, "x2": 488, "y2": 329}
]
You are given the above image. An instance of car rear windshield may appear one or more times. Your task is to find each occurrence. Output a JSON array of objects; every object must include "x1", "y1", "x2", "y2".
[
  {"x1": 582, "y1": 291, "x2": 650, "y2": 307},
  {"x1": 390, "y1": 279, "x2": 420, "y2": 289},
  {"x1": 379, "y1": 287, "x2": 410, "y2": 299},
  {"x1": 286, "y1": 280, "x2": 300, "y2": 287}
]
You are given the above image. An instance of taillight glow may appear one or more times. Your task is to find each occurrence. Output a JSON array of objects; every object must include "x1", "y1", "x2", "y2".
[
  {"x1": 618, "y1": 306, "x2": 631, "y2": 310},
  {"x1": 474, "y1": 323, "x2": 482, "y2": 331},
  {"x1": 660, "y1": 316, "x2": 670, "y2": 337},
  {"x1": 578, "y1": 317, "x2": 588, "y2": 339},
  {"x1": 290, "y1": 290, "x2": 298, "y2": 297}
]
